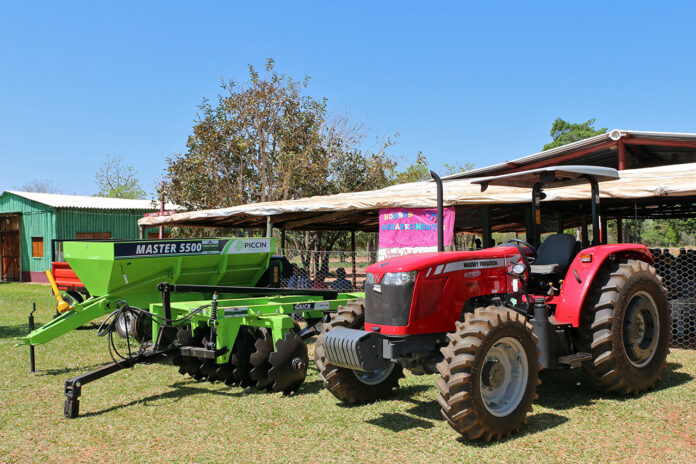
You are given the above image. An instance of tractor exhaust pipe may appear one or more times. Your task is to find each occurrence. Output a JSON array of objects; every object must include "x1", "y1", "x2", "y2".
[{"x1": 430, "y1": 170, "x2": 444, "y2": 252}]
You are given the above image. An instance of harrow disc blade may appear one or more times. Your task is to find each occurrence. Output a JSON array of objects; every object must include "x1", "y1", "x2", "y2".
[
  {"x1": 268, "y1": 331, "x2": 308, "y2": 394},
  {"x1": 216, "y1": 363, "x2": 235, "y2": 385},
  {"x1": 200, "y1": 360, "x2": 219, "y2": 383},
  {"x1": 250, "y1": 328, "x2": 274, "y2": 390},
  {"x1": 231, "y1": 327, "x2": 255, "y2": 388}
]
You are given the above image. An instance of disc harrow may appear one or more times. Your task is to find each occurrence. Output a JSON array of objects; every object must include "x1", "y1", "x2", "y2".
[
  {"x1": 249, "y1": 328, "x2": 274, "y2": 390},
  {"x1": 268, "y1": 331, "x2": 309, "y2": 394},
  {"x1": 57, "y1": 281, "x2": 362, "y2": 418}
]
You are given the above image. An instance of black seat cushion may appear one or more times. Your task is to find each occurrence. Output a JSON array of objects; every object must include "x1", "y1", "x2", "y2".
[{"x1": 530, "y1": 234, "x2": 578, "y2": 276}]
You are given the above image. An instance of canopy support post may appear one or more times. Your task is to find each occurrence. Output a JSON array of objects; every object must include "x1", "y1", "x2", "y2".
[
  {"x1": 618, "y1": 140, "x2": 626, "y2": 170},
  {"x1": 481, "y1": 206, "x2": 492, "y2": 248},
  {"x1": 616, "y1": 217, "x2": 623, "y2": 243},
  {"x1": 351, "y1": 231, "x2": 356, "y2": 290},
  {"x1": 581, "y1": 213, "x2": 589, "y2": 248}
]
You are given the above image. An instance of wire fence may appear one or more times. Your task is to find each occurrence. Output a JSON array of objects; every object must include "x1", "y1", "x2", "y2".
[
  {"x1": 650, "y1": 248, "x2": 696, "y2": 349},
  {"x1": 278, "y1": 247, "x2": 696, "y2": 349}
]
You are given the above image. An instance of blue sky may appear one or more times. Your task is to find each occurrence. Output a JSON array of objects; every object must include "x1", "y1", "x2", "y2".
[{"x1": 1, "y1": 1, "x2": 695, "y2": 197}]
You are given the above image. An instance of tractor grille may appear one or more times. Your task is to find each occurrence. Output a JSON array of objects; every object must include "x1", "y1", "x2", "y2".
[{"x1": 364, "y1": 282, "x2": 415, "y2": 326}]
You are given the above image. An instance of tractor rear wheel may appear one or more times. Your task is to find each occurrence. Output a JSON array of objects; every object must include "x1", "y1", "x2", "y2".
[
  {"x1": 436, "y1": 306, "x2": 540, "y2": 441},
  {"x1": 314, "y1": 299, "x2": 404, "y2": 404},
  {"x1": 577, "y1": 259, "x2": 670, "y2": 394}
]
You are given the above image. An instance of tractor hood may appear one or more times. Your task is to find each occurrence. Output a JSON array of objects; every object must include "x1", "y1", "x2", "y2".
[{"x1": 366, "y1": 246, "x2": 522, "y2": 282}]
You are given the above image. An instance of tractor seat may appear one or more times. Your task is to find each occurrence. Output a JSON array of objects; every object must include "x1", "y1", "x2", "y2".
[{"x1": 530, "y1": 233, "x2": 579, "y2": 276}]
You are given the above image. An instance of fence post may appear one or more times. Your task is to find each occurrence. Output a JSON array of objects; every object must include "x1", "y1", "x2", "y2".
[
  {"x1": 351, "y1": 231, "x2": 356, "y2": 290},
  {"x1": 28, "y1": 302, "x2": 36, "y2": 373}
]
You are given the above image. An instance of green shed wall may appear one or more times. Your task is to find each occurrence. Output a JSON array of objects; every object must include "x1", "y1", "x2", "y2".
[
  {"x1": 55, "y1": 208, "x2": 148, "y2": 240},
  {"x1": 0, "y1": 193, "x2": 56, "y2": 277},
  {"x1": 1, "y1": 192, "x2": 162, "y2": 282}
]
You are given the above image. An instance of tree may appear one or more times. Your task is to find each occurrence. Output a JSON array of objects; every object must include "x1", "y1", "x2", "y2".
[
  {"x1": 95, "y1": 154, "x2": 146, "y2": 199},
  {"x1": 165, "y1": 60, "x2": 401, "y2": 213},
  {"x1": 543, "y1": 118, "x2": 607, "y2": 150},
  {"x1": 15, "y1": 179, "x2": 60, "y2": 193},
  {"x1": 164, "y1": 60, "x2": 398, "y2": 258}
]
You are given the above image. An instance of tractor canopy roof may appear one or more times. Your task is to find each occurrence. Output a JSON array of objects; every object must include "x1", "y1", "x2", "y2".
[{"x1": 472, "y1": 165, "x2": 619, "y2": 191}]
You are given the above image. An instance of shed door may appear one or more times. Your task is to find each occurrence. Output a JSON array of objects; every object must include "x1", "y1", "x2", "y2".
[{"x1": 0, "y1": 215, "x2": 21, "y2": 281}]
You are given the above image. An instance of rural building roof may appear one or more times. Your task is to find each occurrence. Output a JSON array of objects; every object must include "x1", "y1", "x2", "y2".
[
  {"x1": 137, "y1": 162, "x2": 696, "y2": 231},
  {"x1": 137, "y1": 129, "x2": 696, "y2": 232},
  {"x1": 444, "y1": 129, "x2": 696, "y2": 180},
  {"x1": 4, "y1": 191, "x2": 179, "y2": 211}
]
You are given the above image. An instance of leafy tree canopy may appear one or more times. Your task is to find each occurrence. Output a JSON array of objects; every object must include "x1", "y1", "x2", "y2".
[
  {"x1": 163, "y1": 59, "x2": 398, "y2": 211},
  {"x1": 543, "y1": 118, "x2": 607, "y2": 151},
  {"x1": 95, "y1": 154, "x2": 147, "y2": 199}
]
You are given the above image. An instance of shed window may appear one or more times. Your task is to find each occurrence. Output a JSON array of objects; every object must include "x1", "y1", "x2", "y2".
[
  {"x1": 32, "y1": 237, "x2": 44, "y2": 257},
  {"x1": 76, "y1": 232, "x2": 112, "y2": 239}
]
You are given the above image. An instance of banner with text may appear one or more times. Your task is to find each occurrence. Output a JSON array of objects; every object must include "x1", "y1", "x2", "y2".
[{"x1": 378, "y1": 207, "x2": 455, "y2": 260}]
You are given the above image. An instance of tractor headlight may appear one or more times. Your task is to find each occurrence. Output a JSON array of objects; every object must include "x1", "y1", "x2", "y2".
[
  {"x1": 382, "y1": 271, "x2": 418, "y2": 285},
  {"x1": 512, "y1": 263, "x2": 526, "y2": 275},
  {"x1": 365, "y1": 272, "x2": 376, "y2": 285}
]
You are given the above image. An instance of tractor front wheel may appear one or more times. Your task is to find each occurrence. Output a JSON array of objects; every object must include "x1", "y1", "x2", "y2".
[
  {"x1": 436, "y1": 306, "x2": 540, "y2": 441},
  {"x1": 578, "y1": 259, "x2": 670, "y2": 394},
  {"x1": 314, "y1": 300, "x2": 404, "y2": 404}
]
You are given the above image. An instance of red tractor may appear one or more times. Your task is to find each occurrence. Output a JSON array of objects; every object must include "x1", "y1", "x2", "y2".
[{"x1": 315, "y1": 166, "x2": 670, "y2": 441}]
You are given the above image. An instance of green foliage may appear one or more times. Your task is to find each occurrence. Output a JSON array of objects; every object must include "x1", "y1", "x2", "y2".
[
  {"x1": 543, "y1": 118, "x2": 607, "y2": 151},
  {"x1": 164, "y1": 60, "x2": 396, "y2": 212},
  {"x1": 393, "y1": 152, "x2": 430, "y2": 183},
  {"x1": 624, "y1": 219, "x2": 696, "y2": 247},
  {"x1": 443, "y1": 161, "x2": 475, "y2": 176},
  {"x1": 95, "y1": 154, "x2": 147, "y2": 199}
]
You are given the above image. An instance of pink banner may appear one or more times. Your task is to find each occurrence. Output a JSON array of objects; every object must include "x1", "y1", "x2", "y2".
[{"x1": 378, "y1": 207, "x2": 455, "y2": 249}]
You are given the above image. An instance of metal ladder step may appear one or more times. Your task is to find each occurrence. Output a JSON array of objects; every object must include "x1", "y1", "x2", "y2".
[{"x1": 558, "y1": 352, "x2": 592, "y2": 368}]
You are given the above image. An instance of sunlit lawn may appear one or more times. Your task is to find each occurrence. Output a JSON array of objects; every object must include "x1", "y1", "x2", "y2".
[{"x1": 1, "y1": 282, "x2": 695, "y2": 463}]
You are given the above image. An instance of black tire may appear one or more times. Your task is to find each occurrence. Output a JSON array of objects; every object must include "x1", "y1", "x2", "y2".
[
  {"x1": 577, "y1": 259, "x2": 670, "y2": 394},
  {"x1": 314, "y1": 299, "x2": 404, "y2": 404},
  {"x1": 436, "y1": 306, "x2": 540, "y2": 441}
]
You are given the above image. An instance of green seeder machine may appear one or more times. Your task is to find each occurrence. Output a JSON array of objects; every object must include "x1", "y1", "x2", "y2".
[{"x1": 16, "y1": 237, "x2": 361, "y2": 418}]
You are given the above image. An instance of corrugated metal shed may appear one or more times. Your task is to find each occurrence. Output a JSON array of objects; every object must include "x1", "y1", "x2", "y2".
[{"x1": 0, "y1": 191, "x2": 172, "y2": 282}]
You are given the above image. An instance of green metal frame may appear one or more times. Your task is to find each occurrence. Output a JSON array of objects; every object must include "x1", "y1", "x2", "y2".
[{"x1": 151, "y1": 293, "x2": 362, "y2": 363}]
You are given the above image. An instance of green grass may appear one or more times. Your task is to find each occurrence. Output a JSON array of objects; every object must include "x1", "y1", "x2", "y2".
[{"x1": 1, "y1": 282, "x2": 695, "y2": 463}]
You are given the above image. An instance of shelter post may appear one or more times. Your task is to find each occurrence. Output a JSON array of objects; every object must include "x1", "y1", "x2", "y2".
[
  {"x1": 618, "y1": 140, "x2": 626, "y2": 170},
  {"x1": 481, "y1": 206, "x2": 492, "y2": 248},
  {"x1": 581, "y1": 214, "x2": 589, "y2": 248},
  {"x1": 524, "y1": 206, "x2": 533, "y2": 245},
  {"x1": 601, "y1": 215, "x2": 608, "y2": 244},
  {"x1": 266, "y1": 216, "x2": 272, "y2": 238},
  {"x1": 351, "y1": 231, "x2": 356, "y2": 290},
  {"x1": 557, "y1": 211, "x2": 564, "y2": 234},
  {"x1": 138, "y1": 226, "x2": 144, "y2": 240},
  {"x1": 616, "y1": 217, "x2": 623, "y2": 243}
]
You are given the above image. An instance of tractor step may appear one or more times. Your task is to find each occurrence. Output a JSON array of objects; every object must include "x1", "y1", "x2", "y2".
[{"x1": 558, "y1": 352, "x2": 592, "y2": 368}]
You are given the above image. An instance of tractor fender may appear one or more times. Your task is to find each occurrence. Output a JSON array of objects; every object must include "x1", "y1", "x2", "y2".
[{"x1": 554, "y1": 244, "x2": 653, "y2": 327}]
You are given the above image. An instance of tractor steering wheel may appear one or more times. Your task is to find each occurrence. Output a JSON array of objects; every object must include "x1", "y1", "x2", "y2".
[{"x1": 499, "y1": 238, "x2": 537, "y2": 273}]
